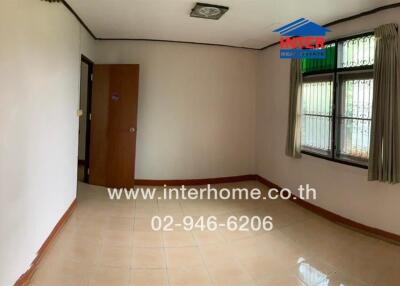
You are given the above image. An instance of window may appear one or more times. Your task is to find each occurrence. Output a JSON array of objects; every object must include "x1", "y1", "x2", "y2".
[
  {"x1": 337, "y1": 74, "x2": 373, "y2": 162},
  {"x1": 301, "y1": 33, "x2": 375, "y2": 167}
]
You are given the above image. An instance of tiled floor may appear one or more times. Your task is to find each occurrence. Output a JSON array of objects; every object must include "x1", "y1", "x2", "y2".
[{"x1": 29, "y1": 181, "x2": 400, "y2": 286}]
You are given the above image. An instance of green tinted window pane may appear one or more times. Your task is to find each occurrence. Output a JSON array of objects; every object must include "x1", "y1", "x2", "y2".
[{"x1": 301, "y1": 44, "x2": 336, "y2": 73}]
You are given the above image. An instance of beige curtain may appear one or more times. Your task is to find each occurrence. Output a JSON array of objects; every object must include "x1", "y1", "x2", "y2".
[
  {"x1": 368, "y1": 23, "x2": 400, "y2": 183},
  {"x1": 285, "y1": 59, "x2": 303, "y2": 158}
]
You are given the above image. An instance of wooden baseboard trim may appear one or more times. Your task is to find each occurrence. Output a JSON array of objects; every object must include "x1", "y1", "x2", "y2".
[
  {"x1": 14, "y1": 199, "x2": 78, "y2": 286},
  {"x1": 255, "y1": 175, "x2": 400, "y2": 244},
  {"x1": 135, "y1": 175, "x2": 258, "y2": 186},
  {"x1": 136, "y1": 174, "x2": 399, "y2": 243}
]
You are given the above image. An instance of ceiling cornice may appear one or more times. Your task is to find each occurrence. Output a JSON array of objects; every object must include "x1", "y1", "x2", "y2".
[
  {"x1": 62, "y1": 0, "x2": 96, "y2": 39},
  {"x1": 260, "y1": 2, "x2": 400, "y2": 50},
  {"x1": 60, "y1": 0, "x2": 400, "y2": 51}
]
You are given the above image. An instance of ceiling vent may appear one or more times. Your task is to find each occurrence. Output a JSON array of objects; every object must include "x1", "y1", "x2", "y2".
[{"x1": 190, "y1": 3, "x2": 229, "y2": 20}]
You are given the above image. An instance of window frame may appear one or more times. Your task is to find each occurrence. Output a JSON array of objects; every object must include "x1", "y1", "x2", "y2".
[{"x1": 301, "y1": 32, "x2": 374, "y2": 169}]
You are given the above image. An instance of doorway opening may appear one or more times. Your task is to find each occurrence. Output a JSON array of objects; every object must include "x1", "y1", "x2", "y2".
[{"x1": 78, "y1": 55, "x2": 93, "y2": 183}]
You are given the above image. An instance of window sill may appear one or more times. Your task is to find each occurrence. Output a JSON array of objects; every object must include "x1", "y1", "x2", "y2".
[{"x1": 301, "y1": 150, "x2": 368, "y2": 169}]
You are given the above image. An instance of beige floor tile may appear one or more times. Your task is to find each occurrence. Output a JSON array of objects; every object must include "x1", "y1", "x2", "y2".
[
  {"x1": 135, "y1": 203, "x2": 159, "y2": 217},
  {"x1": 102, "y1": 230, "x2": 133, "y2": 248},
  {"x1": 131, "y1": 247, "x2": 166, "y2": 268},
  {"x1": 240, "y1": 253, "x2": 297, "y2": 282},
  {"x1": 207, "y1": 263, "x2": 255, "y2": 286},
  {"x1": 89, "y1": 267, "x2": 130, "y2": 286},
  {"x1": 158, "y1": 207, "x2": 184, "y2": 216},
  {"x1": 320, "y1": 272, "x2": 370, "y2": 286},
  {"x1": 164, "y1": 231, "x2": 196, "y2": 247},
  {"x1": 31, "y1": 260, "x2": 92, "y2": 286},
  {"x1": 132, "y1": 231, "x2": 164, "y2": 247},
  {"x1": 255, "y1": 273, "x2": 306, "y2": 286},
  {"x1": 376, "y1": 270, "x2": 400, "y2": 286},
  {"x1": 107, "y1": 217, "x2": 134, "y2": 232},
  {"x1": 69, "y1": 213, "x2": 108, "y2": 229},
  {"x1": 98, "y1": 245, "x2": 132, "y2": 268},
  {"x1": 131, "y1": 269, "x2": 168, "y2": 286},
  {"x1": 331, "y1": 237, "x2": 389, "y2": 284},
  {"x1": 200, "y1": 243, "x2": 236, "y2": 267},
  {"x1": 57, "y1": 237, "x2": 101, "y2": 265},
  {"x1": 168, "y1": 266, "x2": 212, "y2": 286},
  {"x1": 61, "y1": 222, "x2": 104, "y2": 241},
  {"x1": 166, "y1": 247, "x2": 204, "y2": 269},
  {"x1": 193, "y1": 230, "x2": 224, "y2": 245},
  {"x1": 219, "y1": 229, "x2": 256, "y2": 241},
  {"x1": 133, "y1": 217, "x2": 154, "y2": 231},
  {"x1": 108, "y1": 205, "x2": 135, "y2": 218},
  {"x1": 158, "y1": 200, "x2": 184, "y2": 216},
  {"x1": 27, "y1": 182, "x2": 400, "y2": 286}
]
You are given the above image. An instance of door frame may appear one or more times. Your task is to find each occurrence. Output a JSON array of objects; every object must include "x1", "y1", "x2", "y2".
[{"x1": 81, "y1": 54, "x2": 94, "y2": 183}]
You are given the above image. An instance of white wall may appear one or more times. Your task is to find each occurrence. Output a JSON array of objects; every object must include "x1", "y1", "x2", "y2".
[
  {"x1": 95, "y1": 42, "x2": 258, "y2": 180},
  {"x1": 0, "y1": 1, "x2": 96, "y2": 285},
  {"x1": 256, "y1": 7, "x2": 400, "y2": 236},
  {"x1": 3, "y1": 2, "x2": 400, "y2": 284},
  {"x1": 0, "y1": 3, "x2": 256, "y2": 283},
  {"x1": 80, "y1": 25, "x2": 97, "y2": 61}
]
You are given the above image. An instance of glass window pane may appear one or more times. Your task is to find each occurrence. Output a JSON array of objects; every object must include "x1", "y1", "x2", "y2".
[
  {"x1": 338, "y1": 78, "x2": 373, "y2": 161},
  {"x1": 338, "y1": 35, "x2": 375, "y2": 68},
  {"x1": 301, "y1": 80, "x2": 333, "y2": 153},
  {"x1": 301, "y1": 115, "x2": 332, "y2": 152},
  {"x1": 301, "y1": 43, "x2": 336, "y2": 73},
  {"x1": 339, "y1": 119, "x2": 371, "y2": 159}
]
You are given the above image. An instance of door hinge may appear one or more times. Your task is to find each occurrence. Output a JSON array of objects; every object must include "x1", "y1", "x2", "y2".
[
  {"x1": 87, "y1": 168, "x2": 90, "y2": 175},
  {"x1": 90, "y1": 73, "x2": 93, "y2": 81},
  {"x1": 89, "y1": 113, "x2": 92, "y2": 121}
]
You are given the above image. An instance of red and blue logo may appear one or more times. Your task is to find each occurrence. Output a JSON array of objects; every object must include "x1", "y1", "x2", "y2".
[{"x1": 273, "y1": 18, "x2": 331, "y2": 59}]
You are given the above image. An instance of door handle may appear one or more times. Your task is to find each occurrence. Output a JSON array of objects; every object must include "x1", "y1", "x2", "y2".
[{"x1": 129, "y1": 127, "x2": 136, "y2": 133}]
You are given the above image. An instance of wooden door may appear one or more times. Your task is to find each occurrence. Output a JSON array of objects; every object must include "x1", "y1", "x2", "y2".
[{"x1": 89, "y1": 65, "x2": 139, "y2": 188}]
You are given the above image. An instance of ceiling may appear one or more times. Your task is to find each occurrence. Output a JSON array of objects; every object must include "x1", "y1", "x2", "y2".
[{"x1": 65, "y1": 0, "x2": 399, "y2": 49}]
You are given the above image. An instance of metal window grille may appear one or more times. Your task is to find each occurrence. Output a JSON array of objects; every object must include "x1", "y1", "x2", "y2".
[
  {"x1": 338, "y1": 78, "x2": 373, "y2": 160},
  {"x1": 338, "y1": 35, "x2": 375, "y2": 68},
  {"x1": 301, "y1": 80, "x2": 333, "y2": 153},
  {"x1": 300, "y1": 33, "x2": 375, "y2": 167}
]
